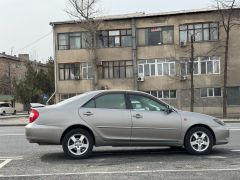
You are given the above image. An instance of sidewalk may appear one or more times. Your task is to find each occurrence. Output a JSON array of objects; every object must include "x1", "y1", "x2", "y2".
[{"x1": 0, "y1": 116, "x2": 239, "y2": 126}]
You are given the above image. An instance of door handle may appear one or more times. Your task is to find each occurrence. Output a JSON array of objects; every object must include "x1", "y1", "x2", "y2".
[
  {"x1": 132, "y1": 114, "x2": 143, "y2": 119},
  {"x1": 83, "y1": 112, "x2": 94, "y2": 116}
]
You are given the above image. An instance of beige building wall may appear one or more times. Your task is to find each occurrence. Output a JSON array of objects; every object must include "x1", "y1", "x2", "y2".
[{"x1": 52, "y1": 10, "x2": 240, "y2": 117}]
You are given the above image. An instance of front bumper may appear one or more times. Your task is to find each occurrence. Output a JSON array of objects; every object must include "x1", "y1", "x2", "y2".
[
  {"x1": 213, "y1": 125, "x2": 230, "y2": 145},
  {"x1": 25, "y1": 123, "x2": 63, "y2": 145}
]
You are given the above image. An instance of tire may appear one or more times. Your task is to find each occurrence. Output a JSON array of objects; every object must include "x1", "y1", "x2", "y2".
[
  {"x1": 184, "y1": 126, "x2": 213, "y2": 155},
  {"x1": 2, "y1": 111, "x2": 6, "y2": 116},
  {"x1": 62, "y1": 128, "x2": 94, "y2": 159},
  {"x1": 13, "y1": 110, "x2": 16, "y2": 115}
]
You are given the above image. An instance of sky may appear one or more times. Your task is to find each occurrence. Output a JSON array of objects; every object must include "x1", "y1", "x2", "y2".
[{"x1": 0, "y1": 0, "x2": 213, "y2": 63}]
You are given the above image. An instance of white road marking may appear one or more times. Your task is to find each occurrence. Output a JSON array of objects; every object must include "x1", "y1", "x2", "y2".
[
  {"x1": 206, "y1": 156, "x2": 227, "y2": 159},
  {"x1": 0, "y1": 156, "x2": 23, "y2": 159},
  {"x1": 1, "y1": 168, "x2": 240, "y2": 178},
  {"x1": 231, "y1": 150, "x2": 240, "y2": 152},
  {"x1": 0, "y1": 134, "x2": 24, "y2": 136},
  {"x1": 0, "y1": 159, "x2": 12, "y2": 169}
]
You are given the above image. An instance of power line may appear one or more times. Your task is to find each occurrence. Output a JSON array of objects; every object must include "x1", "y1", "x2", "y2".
[{"x1": 15, "y1": 31, "x2": 52, "y2": 53}]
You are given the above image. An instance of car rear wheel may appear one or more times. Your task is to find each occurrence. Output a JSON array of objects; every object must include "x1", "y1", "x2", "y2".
[
  {"x1": 185, "y1": 126, "x2": 213, "y2": 155},
  {"x1": 62, "y1": 129, "x2": 93, "y2": 159},
  {"x1": 2, "y1": 111, "x2": 6, "y2": 116}
]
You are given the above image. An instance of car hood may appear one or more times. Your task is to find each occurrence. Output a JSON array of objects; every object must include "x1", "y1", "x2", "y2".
[{"x1": 178, "y1": 110, "x2": 216, "y2": 122}]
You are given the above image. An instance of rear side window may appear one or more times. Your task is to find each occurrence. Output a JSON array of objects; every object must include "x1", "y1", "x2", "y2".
[
  {"x1": 83, "y1": 94, "x2": 126, "y2": 109},
  {"x1": 96, "y1": 94, "x2": 126, "y2": 109}
]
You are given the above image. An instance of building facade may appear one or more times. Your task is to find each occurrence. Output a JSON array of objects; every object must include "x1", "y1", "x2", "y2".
[
  {"x1": 51, "y1": 8, "x2": 240, "y2": 118},
  {"x1": 0, "y1": 52, "x2": 46, "y2": 111}
]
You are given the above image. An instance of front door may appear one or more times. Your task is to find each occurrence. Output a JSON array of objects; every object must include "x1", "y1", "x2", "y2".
[{"x1": 127, "y1": 93, "x2": 182, "y2": 144}]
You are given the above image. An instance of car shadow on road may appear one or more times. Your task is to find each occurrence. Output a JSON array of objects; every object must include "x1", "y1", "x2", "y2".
[{"x1": 40, "y1": 147, "x2": 231, "y2": 165}]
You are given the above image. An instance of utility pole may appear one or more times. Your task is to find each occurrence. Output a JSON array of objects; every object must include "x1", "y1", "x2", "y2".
[{"x1": 190, "y1": 35, "x2": 194, "y2": 112}]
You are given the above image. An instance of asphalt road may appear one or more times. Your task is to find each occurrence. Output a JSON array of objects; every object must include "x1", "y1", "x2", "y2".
[{"x1": 0, "y1": 124, "x2": 240, "y2": 179}]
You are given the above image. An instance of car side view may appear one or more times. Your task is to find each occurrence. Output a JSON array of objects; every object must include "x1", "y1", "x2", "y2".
[
  {"x1": 25, "y1": 90, "x2": 229, "y2": 159},
  {"x1": 0, "y1": 102, "x2": 16, "y2": 115}
]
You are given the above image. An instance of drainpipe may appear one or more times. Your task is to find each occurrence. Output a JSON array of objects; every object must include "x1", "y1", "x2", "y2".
[
  {"x1": 46, "y1": 24, "x2": 57, "y2": 105},
  {"x1": 131, "y1": 18, "x2": 138, "y2": 90}
]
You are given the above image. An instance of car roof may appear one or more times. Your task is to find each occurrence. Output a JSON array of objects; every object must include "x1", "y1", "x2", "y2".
[{"x1": 0, "y1": 102, "x2": 10, "y2": 104}]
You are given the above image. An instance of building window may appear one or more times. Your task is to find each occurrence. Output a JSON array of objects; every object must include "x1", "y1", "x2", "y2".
[
  {"x1": 227, "y1": 87, "x2": 240, "y2": 105},
  {"x1": 179, "y1": 22, "x2": 219, "y2": 43},
  {"x1": 59, "y1": 93, "x2": 79, "y2": 102},
  {"x1": 180, "y1": 56, "x2": 220, "y2": 76},
  {"x1": 137, "y1": 26, "x2": 174, "y2": 46},
  {"x1": 138, "y1": 59, "x2": 175, "y2": 76},
  {"x1": 145, "y1": 90, "x2": 177, "y2": 99},
  {"x1": 82, "y1": 63, "x2": 93, "y2": 79},
  {"x1": 200, "y1": 87, "x2": 221, "y2": 97},
  {"x1": 58, "y1": 34, "x2": 69, "y2": 50},
  {"x1": 102, "y1": 60, "x2": 133, "y2": 79},
  {"x1": 59, "y1": 63, "x2": 92, "y2": 80},
  {"x1": 98, "y1": 29, "x2": 132, "y2": 48},
  {"x1": 58, "y1": 32, "x2": 89, "y2": 50},
  {"x1": 59, "y1": 63, "x2": 80, "y2": 80}
]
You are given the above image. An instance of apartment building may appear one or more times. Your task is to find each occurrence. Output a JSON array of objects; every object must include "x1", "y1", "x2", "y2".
[
  {"x1": 50, "y1": 8, "x2": 240, "y2": 117},
  {"x1": 0, "y1": 52, "x2": 46, "y2": 110}
]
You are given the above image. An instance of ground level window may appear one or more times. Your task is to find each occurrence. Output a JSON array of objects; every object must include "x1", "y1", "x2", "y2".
[
  {"x1": 200, "y1": 88, "x2": 221, "y2": 97},
  {"x1": 145, "y1": 90, "x2": 176, "y2": 99},
  {"x1": 227, "y1": 87, "x2": 240, "y2": 105}
]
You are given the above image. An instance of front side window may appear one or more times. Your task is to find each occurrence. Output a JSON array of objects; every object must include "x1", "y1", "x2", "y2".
[
  {"x1": 95, "y1": 94, "x2": 126, "y2": 109},
  {"x1": 129, "y1": 94, "x2": 167, "y2": 111},
  {"x1": 137, "y1": 26, "x2": 174, "y2": 46},
  {"x1": 179, "y1": 22, "x2": 219, "y2": 43}
]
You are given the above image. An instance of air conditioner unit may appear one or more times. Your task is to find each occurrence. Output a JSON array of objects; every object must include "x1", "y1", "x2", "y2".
[
  {"x1": 137, "y1": 73, "x2": 144, "y2": 82},
  {"x1": 180, "y1": 75, "x2": 187, "y2": 81},
  {"x1": 180, "y1": 41, "x2": 187, "y2": 48},
  {"x1": 74, "y1": 75, "x2": 80, "y2": 80}
]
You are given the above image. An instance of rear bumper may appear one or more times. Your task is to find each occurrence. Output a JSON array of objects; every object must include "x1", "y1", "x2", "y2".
[
  {"x1": 213, "y1": 126, "x2": 230, "y2": 145},
  {"x1": 25, "y1": 123, "x2": 64, "y2": 145}
]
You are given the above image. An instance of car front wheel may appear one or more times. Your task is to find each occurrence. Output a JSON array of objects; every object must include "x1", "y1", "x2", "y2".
[
  {"x1": 185, "y1": 126, "x2": 213, "y2": 155},
  {"x1": 62, "y1": 129, "x2": 93, "y2": 159}
]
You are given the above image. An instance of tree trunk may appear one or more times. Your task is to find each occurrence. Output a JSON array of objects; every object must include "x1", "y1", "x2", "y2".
[
  {"x1": 223, "y1": 31, "x2": 230, "y2": 118},
  {"x1": 190, "y1": 35, "x2": 194, "y2": 112}
]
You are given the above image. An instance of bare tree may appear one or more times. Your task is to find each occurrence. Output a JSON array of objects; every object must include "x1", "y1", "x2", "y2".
[
  {"x1": 65, "y1": 0, "x2": 102, "y2": 90},
  {"x1": 214, "y1": 0, "x2": 240, "y2": 118}
]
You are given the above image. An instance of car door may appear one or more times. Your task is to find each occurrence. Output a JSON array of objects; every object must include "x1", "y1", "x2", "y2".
[
  {"x1": 127, "y1": 93, "x2": 182, "y2": 144},
  {"x1": 78, "y1": 92, "x2": 132, "y2": 143}
]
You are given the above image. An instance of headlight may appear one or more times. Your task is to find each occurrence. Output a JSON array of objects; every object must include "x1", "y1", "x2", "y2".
[{"x1": 213, "y1": 118, "x2": 225, "y2": 126}]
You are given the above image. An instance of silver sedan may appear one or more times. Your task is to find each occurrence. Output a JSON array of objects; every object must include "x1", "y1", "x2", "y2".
[{"x1": 25, "y1": 90, "x2": 229, "y2": 159}]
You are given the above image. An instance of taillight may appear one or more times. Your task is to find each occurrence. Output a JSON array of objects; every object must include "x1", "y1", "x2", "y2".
[{"x1": 29, "y1": 109, "x2": 39, "y2": 123}]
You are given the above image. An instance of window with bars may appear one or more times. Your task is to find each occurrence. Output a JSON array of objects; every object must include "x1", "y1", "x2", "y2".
[
  {"x1": 101, "y1": 60, "x2": 133, "y2": 79},
  {"x1": 179, "y1": 22, "x2": 219, "y2": 43}
]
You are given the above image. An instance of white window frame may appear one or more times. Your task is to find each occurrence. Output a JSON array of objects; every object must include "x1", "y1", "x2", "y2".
[
  {"x1": 200, "y1": 87, "x2": 222, "y2": 98},
  {"x1": 138, "y1": 59, "x2": 175, "y2": 77},
  {"x1": 148, "y1": 90, "x2": 177, "y2": 99}
]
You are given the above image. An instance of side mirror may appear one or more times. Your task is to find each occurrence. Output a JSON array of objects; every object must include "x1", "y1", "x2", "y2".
[{"x1": 165, "y1": 106, "x2": 173, "y2": 114}]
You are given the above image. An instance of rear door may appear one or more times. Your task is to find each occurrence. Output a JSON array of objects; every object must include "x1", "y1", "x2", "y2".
[
  {"x1": 79, "y1": 92, "x2": 132, "y2": 143},
  {"x1": 127, "y1": 93, "x2": 182, "y2": 144}
]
